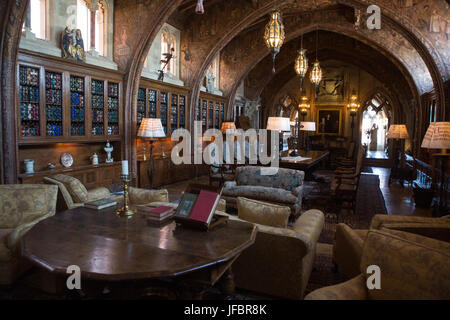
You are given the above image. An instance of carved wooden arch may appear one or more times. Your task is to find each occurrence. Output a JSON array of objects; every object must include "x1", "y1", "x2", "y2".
[
  {"x1": 122, "y1": 0, "x2": 184, "y2": 179},
  {"x1": 226, "y1": 24, "x2": 421, "y2": 121},
  {"x1": 358, "y1": 87, "x2": 403, "y2": 157},
  {"x1": 243, "y1": 39, "x2": 418, "y2": 113},
  {"x1": 258, "y1": 51, "x2": 409, "y2": 122},
  {"x1": 360, "y1": 85, "x2": 421, "y2": 156},
  {"x1": 0, "y1": 0, "x2": 28, "y2": 183},
  {"x1": 360, "y1": 87, "x2": 399, "y2": 122}
]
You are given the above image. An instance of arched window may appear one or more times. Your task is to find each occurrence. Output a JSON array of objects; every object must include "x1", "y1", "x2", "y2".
[
  {"x1": 95, "y1": 3, "x2": 105, "y2": 56},
  {"x1": 161, "y1": 30, "x2": 176, "y2": 77},
  {"x1": 23, "y1": 0, "x2": 47, "y2": 39},
  {"x1": 77, "y1": 0, "x2": 107, "y2": 56},
  {"x1": 77, "y1": 0, "x2": 90, "y2": 51}
]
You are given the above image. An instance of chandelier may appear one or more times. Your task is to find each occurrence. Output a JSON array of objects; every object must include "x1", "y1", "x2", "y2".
[
  {"x1": 310, "y1": 61, "x2": 322, "y2": 86},
  {"x1": 347, "y1": 90, "x2": 360, "y2": 115},
  {"x1": 295, "y1": 49, "x2": 308, "y2": 92},
  {"x1": 264, "y1": 10, "x2": 285, "y2": 73},
  {"x1": 310, "y1": 28, "x2": 322, "y2": 88},
  {"x1": 295, "y1": 23, "x2": 308, "y2": 93}
]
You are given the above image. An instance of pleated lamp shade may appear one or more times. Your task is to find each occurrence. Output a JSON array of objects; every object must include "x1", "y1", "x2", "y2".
[
  {"x1": 300, "y1": 121, "x2": 316, "y2": 132},
  {"x1": 386, "y1": 124, "x2": 409, "y2": 139},
  {"x1": 421, "y1": 122, "x2": 450, "y2": 149},
  {"x1": 137, "y1": 118, "x2": 166, "y2": 139},
  {"x1": 267, "y1": 117, "x2": 291, "y2": 132}
]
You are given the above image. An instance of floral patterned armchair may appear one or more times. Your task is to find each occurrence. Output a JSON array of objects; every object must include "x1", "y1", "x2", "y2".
[
  {"x1": 306, "y1": 228, "x2": 450, "y2": 300},
  {"x1": 0, "y1": 184, "x2": 58, "y2": 285},
  {"x1": 222, "y1": 166, "x2": 305, "y2": 219}
]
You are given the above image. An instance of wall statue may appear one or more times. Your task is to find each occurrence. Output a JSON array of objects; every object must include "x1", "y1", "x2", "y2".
[{"x1": 61, "y1": 26, "x2": 86, "y2": 62}]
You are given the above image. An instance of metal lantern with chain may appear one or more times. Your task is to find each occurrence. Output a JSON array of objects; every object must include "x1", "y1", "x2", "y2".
[
  {"x1": 295, "y1": 49, "x2": 308, "y2": 92},
  {"x1": 310, "y1": 28, "x2": 322, "y2": 97},
  {"x1": 310, "y1": 61, "x2": 322, "y2": 86},
  {"x1": 264, "y1": 10, "x2": 285, "y2": 73}
]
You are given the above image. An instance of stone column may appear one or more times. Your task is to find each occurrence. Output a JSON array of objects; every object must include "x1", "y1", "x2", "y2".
[{"x1": 88, "y1": 0, "x2": 99, "y2": 56}]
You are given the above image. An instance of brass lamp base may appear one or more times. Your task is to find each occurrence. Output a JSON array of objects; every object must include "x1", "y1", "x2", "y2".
[{"x1": 116, "y1": 174, "x2": 135, "y2": 217}]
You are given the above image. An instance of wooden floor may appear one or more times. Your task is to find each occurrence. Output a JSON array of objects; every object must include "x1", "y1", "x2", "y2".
[{"x1": 373, "y1": 167, "x2": 432, "y2": 217}]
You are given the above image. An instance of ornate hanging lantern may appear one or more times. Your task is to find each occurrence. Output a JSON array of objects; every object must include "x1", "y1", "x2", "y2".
[
  {"x1": 294, "y1": 49, "x2": 308, "y2": 78},
  {"x1": 195, "y1": 0, "x2": 204, "y2": 14},
  {"x1": 264, "y1": 10, "x2": 285, "y2": 73},
  {"x1": 310, "y1": 28, "x2": 322, "y2": 95},
  {"x1": 310, "y1": 60, "x2": 322, "y2": 86},
  {"x1": 294, "y1": 48, "x2": 308, "y2": 94}
]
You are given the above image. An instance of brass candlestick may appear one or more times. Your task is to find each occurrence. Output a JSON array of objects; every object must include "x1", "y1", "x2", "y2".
[{"x1": 116, "y1": 174, "x2": 134, "y2": 217}]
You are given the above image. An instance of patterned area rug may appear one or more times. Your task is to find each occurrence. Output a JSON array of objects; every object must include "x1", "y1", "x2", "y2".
[
  {"x1": 305, "y1": 252, "x2": 348, "y2": 295},
  {"x1": 318, "y1": 173, "x2": 387, "y2": 244}
]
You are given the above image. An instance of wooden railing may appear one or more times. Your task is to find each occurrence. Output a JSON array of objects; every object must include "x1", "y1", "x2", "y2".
[{"x1": 406, "y1": 155, "x2": 449, "y2": 204}]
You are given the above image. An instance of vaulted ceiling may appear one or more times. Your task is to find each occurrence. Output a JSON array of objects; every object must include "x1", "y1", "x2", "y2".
[{"x1": 165, "y1": 0, "x2": 448, "y2": 119}]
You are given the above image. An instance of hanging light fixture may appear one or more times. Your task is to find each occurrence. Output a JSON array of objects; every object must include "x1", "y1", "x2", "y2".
[
  {"x1": 264, "y1": 9, "x2": 285, "y2": 73},
  {"x1": 295, "y1": 49, "x2": 308, "y2": 94},
  {"x1": 309, "y1": 28, "x2": 322, "y2": 92},
  {"x1": 195, "y1": 0, "x2": 204, "y2": 14},
  {"x1": 294, "y1": 20, "x2": 308, "y2": 94}
]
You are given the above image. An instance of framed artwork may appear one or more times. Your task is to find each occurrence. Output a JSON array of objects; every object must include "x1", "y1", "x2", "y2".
[{"x1": 316, "y1": 108, "x2": 342, "y2": 135}]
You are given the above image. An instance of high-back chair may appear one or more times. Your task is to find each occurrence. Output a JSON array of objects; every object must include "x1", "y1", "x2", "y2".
[{"x1": 0, "y1": 184, "x2": 58, "y2": 285}]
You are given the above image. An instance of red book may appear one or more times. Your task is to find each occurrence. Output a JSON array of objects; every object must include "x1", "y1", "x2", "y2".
[
  {"x1": 148, "y1": 206, "x2": 173, "y2": 214},
  {"x1": 188, "y1": 190, "x2": 220, "y2": 224}
]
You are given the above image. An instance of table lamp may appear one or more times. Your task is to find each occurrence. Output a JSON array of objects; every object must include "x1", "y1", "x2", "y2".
[
  {"x1": 300, "y1": 121, "x2": 316, "y2": 154},
  {"x1": 421, "y1": 122, "x2": 450, "y2": 215},
  {"x1": 267, "y1": 117, "x2": 291, "y2": 158},
  {"x1": 387, "y1": 124, "x2": 409, "y2": 168},
  {"x1": 138, "y1": 118, "x2": 166, "y2": 189}
]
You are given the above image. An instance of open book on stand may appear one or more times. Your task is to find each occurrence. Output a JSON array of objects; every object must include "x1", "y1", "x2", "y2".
[{"x1": 173, "y1": 184, "x2": 225, "y2": 230}]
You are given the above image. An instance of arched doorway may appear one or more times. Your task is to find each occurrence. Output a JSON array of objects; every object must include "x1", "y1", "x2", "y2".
[{"x1": 361, "y1": 93, "x2": 392, "y2": 159}]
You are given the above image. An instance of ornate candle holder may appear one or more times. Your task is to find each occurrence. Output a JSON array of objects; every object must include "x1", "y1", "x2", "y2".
[{"x1": 116, "y1": 174, "x2": 134, "y2": 217}]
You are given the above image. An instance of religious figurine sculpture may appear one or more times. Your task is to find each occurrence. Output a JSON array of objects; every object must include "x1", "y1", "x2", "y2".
[
  {"x1": 206, "y1": 67, "x2": 215, "y2": 93},
  {"x1": 104, "y1": 127, "x2": 114, "y2": 163},
  {"x1": 61, "y1": 26, "x2": 86, "y2": 62},
  {"x1": 158, "y1": 47, "x2": 175, "y2": 81},
  {"x1": 104, "y1": 142, "x2": 114, "y2": 163}
]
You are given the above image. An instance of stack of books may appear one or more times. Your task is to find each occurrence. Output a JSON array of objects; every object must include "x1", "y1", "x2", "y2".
[
  {"x1": 137, "y1": 205, "x2": 175, "y2": 224},
  {"x1": 85, "y1": 198, "x2": 117, "y2": 210}
]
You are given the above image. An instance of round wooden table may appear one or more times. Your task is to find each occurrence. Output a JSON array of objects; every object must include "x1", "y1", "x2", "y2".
[{"x1": 22, "y1": 206, "x2": 256, "y2": 297}]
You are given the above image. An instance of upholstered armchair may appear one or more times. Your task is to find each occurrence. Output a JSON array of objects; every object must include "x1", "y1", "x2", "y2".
[
  {"x1": 333, "y1": 214, "x2": 450, "y2": 278},
  {"x1": 0, "y1": 184, "x2": 58, "y2": 285},
  {"x1": 306, "y1": 229, "x2": 450, "y2": 300},
  {"x1": 128, "y1": 187, "x2": 169, "y2": 205},
  {"x1": 222, "y1": 208, "x2": 324, "y2": 299},
  {"x1": 222, "y1": 166, "x2": 305, "y2": 219},
  {"x1": 44, "y1": 174, "x2": 121, "y2": 211}
]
